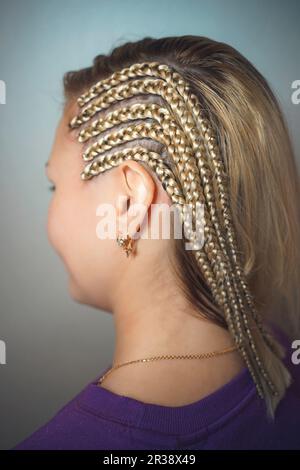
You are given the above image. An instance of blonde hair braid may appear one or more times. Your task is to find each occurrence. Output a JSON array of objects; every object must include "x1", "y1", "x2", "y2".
[
  {"x1": 74, "y1": 99, "x2": 246, "y2": 383},
  {"x1": 68, "y1": 61, "x2": 291, "y2": 418}
]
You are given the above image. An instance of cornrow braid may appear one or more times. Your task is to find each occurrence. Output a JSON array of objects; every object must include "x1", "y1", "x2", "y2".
[
  {"x1": 68, "y1": 61, "x2": 291, "y2": 419},
  {"x1": 76, "y1": 95, "x2": 272, "y2": 400},
  {"x1": 79, "y1": 104, "x2": 243, "y2": 342},
  {"x1": 76, "y1": 99, "x2": 244, "y2": 352}
]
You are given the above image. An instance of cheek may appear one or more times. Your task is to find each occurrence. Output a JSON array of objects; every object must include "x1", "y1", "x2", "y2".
[
  {"x1": 47, "y1": 194, "x2": 66, "y2": 253},
  {"x1": 46, "y1": 188, "x2": 105, "y2": 279},
  {"x1": 47, "y1": 190, "x2": 84, "y2": 267},
  {"x1": 47, "y1": 196, "x2": 61, "y2": 253},
  {"x1": 46, "y1": 180, "x2": 117, "y2": 308}
]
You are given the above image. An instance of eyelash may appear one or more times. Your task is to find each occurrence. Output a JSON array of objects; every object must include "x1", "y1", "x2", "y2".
[{"x1": 48, "y1": 184, "x2": 56, "y2": 191}]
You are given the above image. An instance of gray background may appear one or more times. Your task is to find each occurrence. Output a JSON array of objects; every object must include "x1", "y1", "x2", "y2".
[{"x1": 0, "y1": 0, "x2": 299, "y2": 450}]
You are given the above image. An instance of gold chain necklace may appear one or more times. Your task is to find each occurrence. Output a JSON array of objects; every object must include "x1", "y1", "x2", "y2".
[{"x1": 98, "y1": 345, "x2": 239, "y2": 385}]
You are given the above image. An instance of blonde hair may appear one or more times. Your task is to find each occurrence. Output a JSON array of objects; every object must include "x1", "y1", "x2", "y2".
[{"x1": 63, "y1": 35, "x2": 300, "y2": 419}]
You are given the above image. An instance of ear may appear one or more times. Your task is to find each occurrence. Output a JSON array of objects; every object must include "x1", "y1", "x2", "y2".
[{"x1": 115, "y1": 160, "x2": 156, "y2": 239}]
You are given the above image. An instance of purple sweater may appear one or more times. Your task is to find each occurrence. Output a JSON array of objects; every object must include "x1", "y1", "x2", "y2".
[{"x1": 14, "y1": 326, "x2": 300, "y2": 450}]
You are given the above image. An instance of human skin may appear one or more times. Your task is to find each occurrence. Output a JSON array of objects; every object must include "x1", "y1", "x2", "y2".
[{"x1": 45, "y1": 99, "x2": 245, "y2": 406}]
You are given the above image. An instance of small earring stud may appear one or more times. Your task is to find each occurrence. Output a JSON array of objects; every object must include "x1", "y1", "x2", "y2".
[{"x1": 116, "y1": 233, "x2": 134, "y2": 257}]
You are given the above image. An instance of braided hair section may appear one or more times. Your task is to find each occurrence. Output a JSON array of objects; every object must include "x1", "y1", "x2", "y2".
[{"x1": 68, "y1": 62, "x2": 291, "y2": 419}]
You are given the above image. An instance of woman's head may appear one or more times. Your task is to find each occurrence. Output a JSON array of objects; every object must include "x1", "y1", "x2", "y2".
[
  {"x1": 46, "y1": 98, "x2": 172, "y2": 310},
  {"x1": 46, "y1": 35, "x2": 300, "y2": 417}
]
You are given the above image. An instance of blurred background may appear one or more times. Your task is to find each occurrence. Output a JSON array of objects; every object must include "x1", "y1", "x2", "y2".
[{"x1": 0, "y1": 0, "x2": 299, "y2": 449}]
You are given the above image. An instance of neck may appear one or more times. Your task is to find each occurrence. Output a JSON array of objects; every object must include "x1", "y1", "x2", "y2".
[
  {"x1": 112, "y1": 298, "x2": 236, "y2": 365},
  {"x1": 105, "y1": 259, "x2": 245, "y2": 395},
  {"x1": 99, "y1": 243, "x2": 246, "y2": 404}
]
